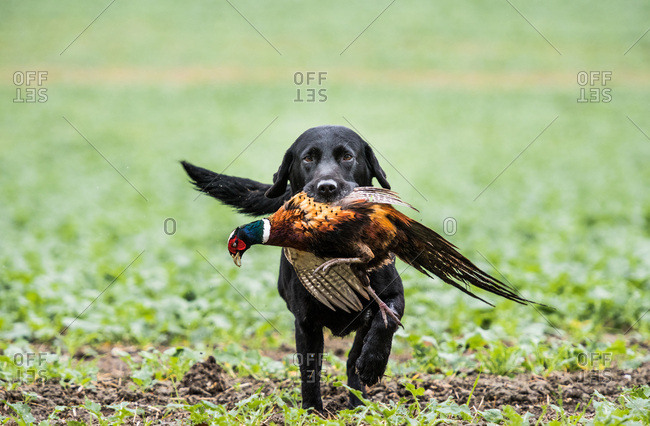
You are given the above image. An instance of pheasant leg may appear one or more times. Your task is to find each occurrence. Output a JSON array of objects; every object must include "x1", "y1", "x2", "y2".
[
  {"x1": 313, "y1": 257, "x2": 365, "y2": 275},
  {"x1": 366, "y1": 285, "x2": 403, "y2": 328},
  {"x1": 352, "y1": 267, "x2": 403, "y2": 329},
  {"x1": 313, "y1": 243, "x2": 375, "y2": 275}
]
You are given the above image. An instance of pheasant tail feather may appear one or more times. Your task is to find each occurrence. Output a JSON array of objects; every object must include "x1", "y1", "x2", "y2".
[{"x1": 393, "y1": 217, "x2": 539, "y2": 306}]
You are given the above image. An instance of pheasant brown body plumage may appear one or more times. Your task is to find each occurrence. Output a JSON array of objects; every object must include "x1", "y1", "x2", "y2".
[
  {"x1": 228, "y1": 187, "x2": 540, "y2": 327},
  {"x1": 266, "y1": 191, "x2": 404, "y2": 270}
]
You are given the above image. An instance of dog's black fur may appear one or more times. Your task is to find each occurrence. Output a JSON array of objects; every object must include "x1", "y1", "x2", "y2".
[{"x1": 181, "y1": 125, "x2": 405, "y2": 411}]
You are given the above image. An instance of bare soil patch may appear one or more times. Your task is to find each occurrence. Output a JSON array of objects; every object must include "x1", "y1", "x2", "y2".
[{"x1": 2, "y1": 354, "x2": 648, "y2": 424}]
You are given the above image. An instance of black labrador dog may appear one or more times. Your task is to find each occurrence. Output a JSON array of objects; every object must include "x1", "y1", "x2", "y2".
[{"x1": 181, "y1": 125, "x2": 405, "y2": 411}]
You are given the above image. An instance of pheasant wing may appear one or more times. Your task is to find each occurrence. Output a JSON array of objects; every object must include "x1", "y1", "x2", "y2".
[
  {"x1": 339, "y1": 187, "x2": 419, "y2": 211},
  {"x1": 284, "y1": 248, "x2": 369, "y2": 312}
]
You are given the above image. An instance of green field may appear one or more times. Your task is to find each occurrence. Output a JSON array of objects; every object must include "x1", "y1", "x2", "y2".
[{"x1": 1, "y1": 1, "x2": 649, "y2": 424}]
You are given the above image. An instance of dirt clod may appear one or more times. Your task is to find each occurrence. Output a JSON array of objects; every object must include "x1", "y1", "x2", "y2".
[{"x1": 179, "y1": 355, "x2": 227, "y2": 396}]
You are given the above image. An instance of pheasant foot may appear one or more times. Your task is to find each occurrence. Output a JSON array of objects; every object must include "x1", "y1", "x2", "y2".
[{"x1": 366, "y1": 286, "x2": 403, "y2": 328}]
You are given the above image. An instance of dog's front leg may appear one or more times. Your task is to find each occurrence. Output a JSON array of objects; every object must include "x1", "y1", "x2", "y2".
[
  {"x1": 346, "y1": 323, "x2": 370, "y2": 407},
  {"x1": 355, "y1": 265, "x2": 405, "y2": 386},
  {"x1": 295, "y1": 319, "x2": 324, "y2": 412}
]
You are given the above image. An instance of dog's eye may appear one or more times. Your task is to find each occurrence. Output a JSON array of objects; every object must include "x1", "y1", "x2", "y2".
[
  {"x1": 303, "y1": 155, "x2": 313, "y2": 163},
  {"x1": 342, "y1": 153, "x2": 353, "y2": 161}
]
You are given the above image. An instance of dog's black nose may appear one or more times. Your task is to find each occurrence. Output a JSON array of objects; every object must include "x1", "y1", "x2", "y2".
[{"x1": 317, "y1": 180, "x2": 338, "y2": 197}]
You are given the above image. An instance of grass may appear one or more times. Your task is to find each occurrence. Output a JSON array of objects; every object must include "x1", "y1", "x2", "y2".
[
  {"x1": 4, "y1": 384, "x2": 650, "y2": 425},
  {"x1": 1, "y1": 0, "x2": 649, "y2": 423}
]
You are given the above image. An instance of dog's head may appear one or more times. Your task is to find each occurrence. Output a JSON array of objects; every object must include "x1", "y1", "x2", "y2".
[{"x1": 265, "y1": 125, "x2": 390, "y2": 202}]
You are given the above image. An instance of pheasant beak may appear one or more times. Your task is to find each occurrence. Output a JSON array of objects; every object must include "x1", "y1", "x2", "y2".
[{"x1": 232, "y1": 252, "x2": 242, "y2": 267}]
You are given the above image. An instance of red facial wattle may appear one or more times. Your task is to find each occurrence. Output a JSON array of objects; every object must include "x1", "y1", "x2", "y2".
[{"x1": 228, "y1": 237, "x2": 247, "y2": 254}]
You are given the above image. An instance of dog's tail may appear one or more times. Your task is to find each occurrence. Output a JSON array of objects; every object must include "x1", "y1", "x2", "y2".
[{"x1": 181, "y1": 161, "x2": 289, "y2": 216}]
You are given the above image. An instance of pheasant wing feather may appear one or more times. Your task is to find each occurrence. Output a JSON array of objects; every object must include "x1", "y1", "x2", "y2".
[
  {"x1": 284, "y1": 248, "x2": 369, "y2": 312},
  {"x1": 339, "y1": 187, "x2": 419, "y2": 212}
]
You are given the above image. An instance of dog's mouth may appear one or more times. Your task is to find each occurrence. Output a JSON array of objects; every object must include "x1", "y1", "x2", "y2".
[
  {"x1": 307, "y1": 181, "x2": 356, "y2": 203},
  {"x1": 311, "y1": 192, "x2": 348, "y2": 203}
]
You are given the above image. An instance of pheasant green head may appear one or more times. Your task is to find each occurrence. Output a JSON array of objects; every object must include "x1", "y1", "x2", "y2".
[{"x1": 227, "y1": 219, "x2": 270, "y2": 266}]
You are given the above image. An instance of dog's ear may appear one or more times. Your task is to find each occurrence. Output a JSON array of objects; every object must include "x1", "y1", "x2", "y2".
[
  {"x1": 365, "y1": 144, "x2": 391, "y2": 189},
  {"x1": 265, "y1": 150, "x2": 293, "y2": 198}
]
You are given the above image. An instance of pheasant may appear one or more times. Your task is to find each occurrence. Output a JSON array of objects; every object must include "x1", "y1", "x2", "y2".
[{"x1": 227, "y1": 187, "x2": 539, "y2": 327}]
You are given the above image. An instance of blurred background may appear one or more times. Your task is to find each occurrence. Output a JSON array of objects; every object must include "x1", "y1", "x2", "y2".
[{"x1": 1, "y1": 1, "x2": 648, "y2": 363}]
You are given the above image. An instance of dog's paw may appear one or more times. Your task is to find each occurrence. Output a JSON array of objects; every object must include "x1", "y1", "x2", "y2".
[
  {"x1": 301, "y1": 400, "x2": 324, "y2": 413},
  {"x1": 355, "y1": 350, "x2": 388, "y2": 386}
]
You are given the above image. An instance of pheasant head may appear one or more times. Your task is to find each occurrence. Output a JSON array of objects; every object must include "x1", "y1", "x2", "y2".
[{"x1": 227, "y1": 219, "x2": 270, "y2": 266}]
